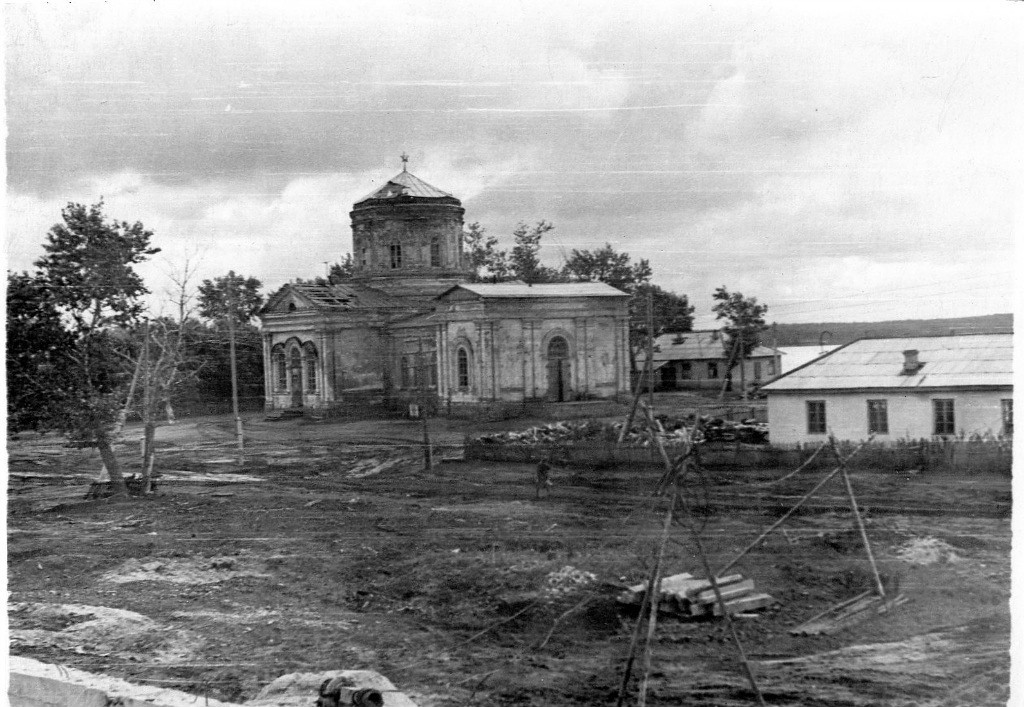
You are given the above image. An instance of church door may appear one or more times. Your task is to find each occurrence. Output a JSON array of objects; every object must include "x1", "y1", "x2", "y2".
[
  {"x1": 546, "y1": 336, "x2": 571, "y2": 402},
  {"x1": 289, "y1": 348, "x2": 304, "y2": 408}
]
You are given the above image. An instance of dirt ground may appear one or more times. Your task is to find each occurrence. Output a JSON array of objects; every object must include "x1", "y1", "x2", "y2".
[{"x1": 6, "y1": 409, "x2": 1012, "y2": 706}]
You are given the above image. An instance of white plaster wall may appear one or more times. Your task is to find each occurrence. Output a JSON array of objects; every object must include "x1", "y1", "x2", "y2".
[
  {"x1": 441, "y1": 312, "x2": 626, "y2": 403},
  {"x1": 767, "y1": 389, "x2": 1012, "y2": 444}
]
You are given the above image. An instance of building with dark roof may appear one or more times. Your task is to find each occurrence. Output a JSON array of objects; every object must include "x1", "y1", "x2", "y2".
[
  {"x1": 636, "y1": 330, "x2": 781, "y2": 392},
  {"x1": 761, "y1": 333, "x2": 1013, "y2": 443},
  {"x1": 258, "y1": 164, "x2": 631, "y2": 415}
]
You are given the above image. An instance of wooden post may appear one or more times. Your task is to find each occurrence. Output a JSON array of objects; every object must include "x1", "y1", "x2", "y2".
[
  {"x1": 646, "y1": 289, "x2": 655, "y2": 413},
  {"x1": 830, "y1": 436, "x2": 885, "y2": 598},
  {"x1": 684, "y1": 499, "x2": 766, "y2": 707},
  {"x1": 227, "y1": 281, "x2": 244, "y2": 465},
  {"x1": 636, "y1": 490, "x2": 677, "y2": 707}
]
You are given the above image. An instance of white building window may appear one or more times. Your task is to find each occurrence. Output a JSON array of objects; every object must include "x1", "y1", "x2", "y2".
[
  {"x1": 933, "y1": 399, "x2": 955, "y2": 436},
  {"x1": 867, "y1": 399, "x2": 888, "y2": 435},
  {"x1": 807, "y1": 400, "x2": 826, "y2": 435}
]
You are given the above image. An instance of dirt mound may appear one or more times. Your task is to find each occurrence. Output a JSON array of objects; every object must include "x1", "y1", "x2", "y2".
[
  {"x1": 101, "y1": 555, "x2": 270, "y2": 584},
  {"x1": 9, "y1": 602, "x2": 196, "y2": 663},
  {"x1": 893, "y1": 537, "x2": 963, "y2": 565},
  {"x1": 542, "y1": 565, "x2": 597, "y2": 600}
]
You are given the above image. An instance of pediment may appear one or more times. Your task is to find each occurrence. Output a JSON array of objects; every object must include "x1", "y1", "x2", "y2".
[{"x1": 263, "y1": 287, "x2": 317, "y2": 315}]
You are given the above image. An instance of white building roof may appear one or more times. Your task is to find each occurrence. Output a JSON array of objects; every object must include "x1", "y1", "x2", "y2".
[
  {"x1": 443, "y1": 282, "x2": 628, "y2": 299},
  {"x1": 777, "y1": 345, "x2": 841, "y2": 373},
  {"x1": 762, "y1": 333, "x2": 1013, "y2": 392}
]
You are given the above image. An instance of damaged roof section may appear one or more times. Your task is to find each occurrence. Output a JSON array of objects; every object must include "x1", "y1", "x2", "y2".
[
  {"x1": 261, "y1": 282, "x2": 404, "y2": 314},
  {"x1": 761, "y1": 333, "x2": 1013, "y2": 391}
]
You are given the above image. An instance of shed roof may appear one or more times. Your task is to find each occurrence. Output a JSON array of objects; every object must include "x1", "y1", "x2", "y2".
[
  {"x1": 440, "y1": 282, "x2": 628, "y2": 299},
  {"x1": 355, "y1": 171, "x2": 455, "y2": 204},
  {"x1": 761, "y1": 333, "x2": 1013, "y2": 392},
  {"x1": 642, "y1": 330, "x2": 778, "y2": 362}
]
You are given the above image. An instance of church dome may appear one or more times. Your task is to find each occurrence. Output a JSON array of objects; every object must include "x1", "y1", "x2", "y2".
[
  {"x1": 354, "y1": 170, "x2": 461, "y2": 206},
  {"x1": 350, "y1": 165, "x2": 467, "y2": 278}
]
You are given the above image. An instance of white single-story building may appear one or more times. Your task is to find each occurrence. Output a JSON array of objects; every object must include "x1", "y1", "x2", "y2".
[{"x1": 761, "y1": 333, "x2": 1013, "y2": 444}]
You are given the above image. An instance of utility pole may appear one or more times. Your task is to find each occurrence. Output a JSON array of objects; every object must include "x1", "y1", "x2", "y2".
[
  {"x1": 418, "y1": 339, "x2": 433, "y2": 471},
  {"x1": 646, "y1": 288, "x2": 655, "y2": 414},
  {"x1": 227, "y1": 277, "x2": 244, "y2": 465}
]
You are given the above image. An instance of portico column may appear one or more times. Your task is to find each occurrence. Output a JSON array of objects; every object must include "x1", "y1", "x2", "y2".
[{"x1": 262, "y1": 333, "x2": 273, "y2": 410}]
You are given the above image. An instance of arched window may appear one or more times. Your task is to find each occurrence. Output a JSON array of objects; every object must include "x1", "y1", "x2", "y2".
[
  {"x1": 457, "y1": 347, "x2": 470, "y2": 390},
  {"x1": 430, "y1": 238, "x2": 441, "y2": 267},
  {"x1": 547, "y1": 336, "x2": 569, "y2": 360},
  {"x1": 272, "y1": 344, "x2": 287, "y2": 391},
  {"x1": 302, "y1": 342, "x2": 318, "y2": 393}
]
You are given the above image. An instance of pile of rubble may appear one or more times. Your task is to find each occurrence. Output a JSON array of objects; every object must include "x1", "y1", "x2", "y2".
[
  {"x1": 474, "y1": 416, "x2": 769, "y2": 448},
  {"x1": 618, "y1": 572, "x2": 775, "y2": 618}
]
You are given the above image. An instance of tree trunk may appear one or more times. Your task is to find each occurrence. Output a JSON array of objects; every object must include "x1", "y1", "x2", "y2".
[
  {"x1": 141, "y1": 421, "x2": 157, "y2": 494},
  {"x1": 96, "y1": 433, "x2": 128, "y2": 497}
]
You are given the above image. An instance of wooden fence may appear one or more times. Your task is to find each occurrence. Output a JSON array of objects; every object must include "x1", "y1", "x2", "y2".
[{"x1": 465, "y1": 437, "x2": 1012, "y2": 475}]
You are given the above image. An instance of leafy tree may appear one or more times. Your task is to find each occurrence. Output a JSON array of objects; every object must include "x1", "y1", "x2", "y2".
[
  {"x1": 327, "y1": 254, "x2": 357, "y2": 283},
  {"x1": 563, "y1": 243, "x2": 652, "y2": 293},
  {"x1": 509, "y1": 220, "x2": 562, "y2": 284},
  {"x1": 198, "y1": 271, "x2": 265, "y2": 455},
  {"x1": 630, "y1": 283, "x2": 695, "y2": 374},
  {"x1": 563, "y1": 243, "x2": 691, "y2": 372},
  {"x1": 462, "y1": 220, "x2": 564, "y2": 283},
  {"x1": 31, "y1": 201, "x2": 160, "y2": 495},
  {"x1": 197, "y1": 271, "x2": 264, "y2": 325},
  {"x1": 712, "y1": 286, "x2": 769, "y2": 395},
  {"x1": 462, "y1": 222, "x2": 510, "y2": 282},
  {"x1": 6, "y1": 272, "x2": 77, "y2": 432}
]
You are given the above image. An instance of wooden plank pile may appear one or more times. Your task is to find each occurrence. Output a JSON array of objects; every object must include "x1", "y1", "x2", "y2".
[{"x1": 617, "y1": 572, "x2": 775, "y2": 619}]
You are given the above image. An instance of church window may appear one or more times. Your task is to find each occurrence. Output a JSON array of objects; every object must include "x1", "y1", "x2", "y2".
[
  {"x1": 303, "y1": 342, "x2": 318, "y2": 393},
  {"x1": 390, "y1": 244, "x2": 402, "y2": 269},
  {"x1": 428, "y1": 351, "x2": 438, "y2": 387},
  {"x1": 430, "y1": 239, "x2": 441, "y2": 267},
  {"x1": 457, "y1": 347, "x2": 470, "y2": 390},
  {"x1": 361, "y1": 248, "x2": 368, "y2": 268},
  {"x1": 272, "y1": 345, "x2": 287, "y2": 391}
]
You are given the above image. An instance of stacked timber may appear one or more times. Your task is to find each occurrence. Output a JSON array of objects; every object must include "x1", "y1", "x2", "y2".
[{"x1": 617, "y1": 572, "x2": 775, "y2": 618}]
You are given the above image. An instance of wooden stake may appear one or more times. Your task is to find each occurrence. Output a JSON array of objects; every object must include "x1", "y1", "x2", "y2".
[
  {"x1": 830, "y1": 436, "x2": 885, "y2": 598},
  {"x1": 683, "y1": 497, "x2": 766, "y2": 707},
  {"x1": 637, "y1": 490, "x2": 677, "y2": 707}
]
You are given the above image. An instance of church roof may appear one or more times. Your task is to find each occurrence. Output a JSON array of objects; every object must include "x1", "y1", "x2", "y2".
[
  {"x1": 439, "y1": 282, "x2": 629, "y2": 299},
  {"x1": 261, "y1": 282, "x2": 403, "y2": 314},
  {"x1": 355, "y1": 170, "x2": 456, "y2": 204}
]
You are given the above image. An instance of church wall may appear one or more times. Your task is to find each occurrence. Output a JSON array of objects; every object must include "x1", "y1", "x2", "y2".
[
  {"x1": 329, "y1": 327, "x2": 387, "y2": 395},
  {"x1": 436, "y1": 297, "x2": 630, "y2": 407}
]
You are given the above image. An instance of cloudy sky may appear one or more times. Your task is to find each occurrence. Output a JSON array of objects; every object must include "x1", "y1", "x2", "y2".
[{"x1": 5, "y1": 1, "x2": 1020, "y2": 326}]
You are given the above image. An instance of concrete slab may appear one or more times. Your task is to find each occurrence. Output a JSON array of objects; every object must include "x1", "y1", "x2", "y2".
[{"x1": 8, "y1": 656, "x2": 242, "y2": 707}]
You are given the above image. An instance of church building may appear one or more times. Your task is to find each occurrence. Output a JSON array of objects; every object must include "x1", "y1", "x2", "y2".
[{"x1": 258, "y1": 162, "x2": 631, "y2": 417}]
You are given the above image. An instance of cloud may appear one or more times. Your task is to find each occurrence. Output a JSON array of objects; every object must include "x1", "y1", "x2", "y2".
[{"x1": 5, "y1": 2, "x2": 1019, "y2": 325}]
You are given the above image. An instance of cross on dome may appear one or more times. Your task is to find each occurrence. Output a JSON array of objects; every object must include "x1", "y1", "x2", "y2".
[{"x1": 400, "y1": 152, "x2": 409, "y2": 171}]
